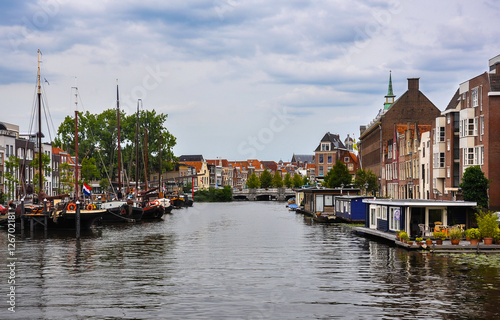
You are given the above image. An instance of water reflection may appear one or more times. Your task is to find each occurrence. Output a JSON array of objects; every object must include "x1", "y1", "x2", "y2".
[{"x1": 0, "y1": 202, "x2": 499, "y2": 319}]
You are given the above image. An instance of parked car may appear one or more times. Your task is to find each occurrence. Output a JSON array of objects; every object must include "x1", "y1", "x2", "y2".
[{"x1": 0, "y1": 204, "x2": 8, "y2": 215}]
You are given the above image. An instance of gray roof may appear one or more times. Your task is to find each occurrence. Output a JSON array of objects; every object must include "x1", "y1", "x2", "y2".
[
  {"x1": 291, "y1": 154, "x2": 314, "y2": 163},
  {"x1": 178, "y1": 155, "x2": 204, "y2": 162},
  {"x1": 314, "y1": 132, "x2": 346, "y2": 152}
]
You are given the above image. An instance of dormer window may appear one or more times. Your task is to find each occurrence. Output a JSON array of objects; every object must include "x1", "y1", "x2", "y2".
[{"x1": 321, "y1": 143, "x2": 330, "y2": 151}]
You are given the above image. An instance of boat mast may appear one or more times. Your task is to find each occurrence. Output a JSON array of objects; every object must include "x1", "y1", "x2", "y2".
[
  {"x1": 144, "y1": 114, "x2": 148, "y2": 191},
  {"x1": 116, "y1": 81, "x2": 122, "y2": 198},
  {"x1": 73, "y1": 85, "x2": 79, "y2": 200},
  {"x1": 135, "y1": 99, "x2": 140, "y2": 199},
  {"x1": 37, "y1": 49, "x2": 43, "y2": 195},
  {"x1": 158, "y1": 134, "x2": 162, "y2": 195}
]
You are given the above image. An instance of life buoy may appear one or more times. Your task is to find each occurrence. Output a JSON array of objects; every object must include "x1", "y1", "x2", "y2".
[
  {"x1": 67, "y1": 203, "x2": 77, "y2": 211},
  {"x1": 153, "y1": 200, "x2": 160, "y2": 206},
  {"x1": 120, "y1": 208, "x2": 127, "y2": 215},
  {"x1": 87, "y1": 204, "x2": 93, "y2": 211}
]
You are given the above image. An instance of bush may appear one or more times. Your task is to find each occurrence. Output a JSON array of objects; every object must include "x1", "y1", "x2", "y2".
[
  {"x1": 194, "y1": 186, "x2": 232, "y2": 202},
  {"x1": 476, "y1": 210, "x2": 500, "y2": 239}
]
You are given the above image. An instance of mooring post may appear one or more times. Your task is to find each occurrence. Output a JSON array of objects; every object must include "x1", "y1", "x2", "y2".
[
  {"x1": 43, "y1": 198, "x2": 48, "y2": 231},
  {"x1": 20, "y1": 198, "x2": 25, "y2": 232},
  {"x1": 76, "y1": 200, "x2": 81, "y2": 239}
]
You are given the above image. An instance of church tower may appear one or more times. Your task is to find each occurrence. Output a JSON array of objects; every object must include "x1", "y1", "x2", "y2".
[{"x1": 384, "y1": 71, "x2": 396, "y2": 110}]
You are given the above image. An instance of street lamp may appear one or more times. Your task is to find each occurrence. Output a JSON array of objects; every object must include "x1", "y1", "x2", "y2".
[
  {"x1": 340, "y1": 183, "x2": 344, "y2": 195},
  {"x1": 364, "y1": 182, "x2": 369, "y2": 196},
  {"x1": 408, "y1": 180, "x2": 414, "y2": 199}
]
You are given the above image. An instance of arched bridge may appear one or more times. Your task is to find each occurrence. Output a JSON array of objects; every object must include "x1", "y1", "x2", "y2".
[{"x1": 232, "y1": 188, "x2": 296, "y2": 201}]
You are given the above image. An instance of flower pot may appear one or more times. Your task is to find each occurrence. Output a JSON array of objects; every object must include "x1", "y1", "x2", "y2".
[
  {"x1": 407, "y1": 241, "x2": 413, "y2": 245},
  {"x1": 483, "y1": 237, "x2": 493, "y2": 245},
  {"x1": 451, "y1": 239, "x2": 460, "y2": 245},
  {"x1": 416, "y1": 242, "x2": 423, "y2": 246},
  {"x1": 426, "y1": 240, "x2": 433, "y2": 246},
  {"x1": 469, "y1": 239, "x2": 480, "y2": 246},
  {"x1": 436, "y1": 239, "x2": 443, "y2": 245}
]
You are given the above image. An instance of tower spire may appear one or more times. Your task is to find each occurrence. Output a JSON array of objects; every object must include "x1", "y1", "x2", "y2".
[{"x1": 384, "y1": 70, "x2": 396, "y2": 110}]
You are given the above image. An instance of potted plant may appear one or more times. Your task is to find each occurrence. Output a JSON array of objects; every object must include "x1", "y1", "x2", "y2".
[
  {"x1": 399, "y1": 231, "x2": 409, "y2": 243},
  {"x1": 449, "y1": 227, "x2": 463, "y2": 245},
  {"x1": 465, "y1": 228, "x2": 481, "y2": 245},
  {"x1": 476, "y1": 211, "x2": 500, "y2": 245},
  {"x1": 425, "y1": 238, "x2": 433, "y2": 245},
  {"x1": 415, "y1": 237, "x2": 424, "y2": 245},
  {"x1": 433, "y1": 231, "x2": 446, "y2": 245}
]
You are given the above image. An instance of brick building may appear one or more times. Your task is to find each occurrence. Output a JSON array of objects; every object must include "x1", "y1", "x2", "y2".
[{"x1": 359, "y1": 75, "x2": 441, "y2": 188}]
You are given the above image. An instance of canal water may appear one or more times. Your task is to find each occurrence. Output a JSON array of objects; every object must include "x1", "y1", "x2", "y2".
[{"x1": 1, "y1": 201, "x2": 500, "y2": 319}]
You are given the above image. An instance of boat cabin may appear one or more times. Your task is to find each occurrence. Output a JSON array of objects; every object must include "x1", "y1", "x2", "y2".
[
  {"x1": 300, "y1": 187, "x2": 360, "y2": 216},
  {"x1": 334, "y1": 195, "x2": 371, "y2": 223},
  {"x1": 362, "y1": 199, "x2": 477, "y2": 238}
]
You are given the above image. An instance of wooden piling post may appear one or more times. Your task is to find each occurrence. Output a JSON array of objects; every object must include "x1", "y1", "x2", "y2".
[
  {"x1": 76, "y1": 200, "x2": 81, "y2": 239},
  {"x1": 20, "y1": 198, "x2": 25, "y2": 232},
  {"x1": 43, "y1": 199, "x2": 48, "y2": 231}
]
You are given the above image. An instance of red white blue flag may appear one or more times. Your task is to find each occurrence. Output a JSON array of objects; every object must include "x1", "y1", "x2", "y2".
[{"x1": 83, "y1": 182, "x2": 92, "y2": 196}]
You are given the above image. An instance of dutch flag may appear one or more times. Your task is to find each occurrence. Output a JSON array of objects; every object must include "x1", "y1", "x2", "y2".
[{"x1": 83, "y1": 182, "x2": 92, "y2": 196}]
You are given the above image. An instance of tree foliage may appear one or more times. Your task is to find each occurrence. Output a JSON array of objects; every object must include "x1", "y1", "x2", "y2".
[
  {"x1": 292, "y1": 173, "x2": 303, "y2": 188},
  {"x1": 272, "y1": 171, "x2": 283, "y2": 188},
  {"x1": 194, "y1": 186, "x2": 232, "y2": 202},
  {"x1": 354, "y1": 168, "x2": 378, "y2": 195},
  {"x1": 54, "y1": 108, "x2": 177, "y2": 186},
  {"x1": 283, "y1": 173, "x2": 292, "y2": 188},
  {"x1": 324, "y1": 160, "x2": 352, "y2": 188},
  {"x1": 4, "y1": 155, "x2": 20, "y2": 200},
  {"x1": 260, "y1": 169, "x2": 273, "y2": 188},
  {"x1": 459, "y1": 165, "x2": 490, "y2": 209},
  {"x1": 81, "y1": 157, "x2": 100, "y2": 182},
  {"x1": 30, "y1": 153, "x2": 51, "y2": 193},
  {"x1": 247, "y1": 173, "x2": 260, "y2": 189}
]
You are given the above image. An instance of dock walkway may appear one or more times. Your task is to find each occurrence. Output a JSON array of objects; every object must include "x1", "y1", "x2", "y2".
[{"x1": 353, "y1": 226, "x2": 500, "y2": 253}]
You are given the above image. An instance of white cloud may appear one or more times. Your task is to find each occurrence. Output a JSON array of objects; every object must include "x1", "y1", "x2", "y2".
[{"x1": 0, "y1": 0, "x2": 499, "y2": 161}]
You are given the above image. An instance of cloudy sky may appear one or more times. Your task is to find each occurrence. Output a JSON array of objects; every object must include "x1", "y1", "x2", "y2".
[{"x1": 1, "y1": 0, "x2": 499, "y2": 161}]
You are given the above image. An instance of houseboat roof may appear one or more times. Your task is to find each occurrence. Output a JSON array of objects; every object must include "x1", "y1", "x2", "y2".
[{"x1": 362, "y1": 198, "x2": 477, "y2": 207}]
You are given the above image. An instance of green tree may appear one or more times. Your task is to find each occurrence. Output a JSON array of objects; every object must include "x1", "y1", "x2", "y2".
[
  {"x1": 292, "y1": 173, "x2": 302, "y2": 188},
  {"x1": 4, "y1": 155, "x2": 20, "y2": 200},
  {"x1": 30, "y1": 153, "x2": 51, "y2": 193},
  {"x1": 283, "y1": 173, "x2": 292, "y2": 188},
  {"x1": 81, "y1": 157, "x2": 100, "y2": 182},
  {"x1": 99, "y1": 178, "x2": 110, "y2": 193},
  {"x1": 247, "y1": 173, "x2": 260, "y2": 189},
  {"x1": 183, "y1": 182, "x2": 193, "y2": 194},
  {"x1": 459, "y1": 165, "x2": 490, "y2": 209},
  {"x1": 302, "y1": 176, "x2": 310, "y2": 186},
  {"x1": 354, "y1": 168, "x2": 378, "y2": 195},
  {"x1": 272, "y1": 171, "x2": 283, "y2": 188},
  {"x1": 54, "y1": 108, "x2": 177, "y2": 186},
  {"x1": 324, "y1": 160, "x2": 352, "y2": 188},
  {"x1": 260, "y1": 169, "x2": 273, "y2": 188},
  {"x1": 59, "y1": 162, "x2": 74, "y2": 194}
]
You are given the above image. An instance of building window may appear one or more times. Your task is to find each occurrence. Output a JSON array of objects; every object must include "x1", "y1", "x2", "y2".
[
  {"x1": 319, "y1": 166, "x2": 324, "y2": 176},
  {"x1": 436, "y1": 127, "x2": 445, "y2": 142},
  {"x1": 463, "y1": 148, "x2": 474, "y2": 166},
  {"x1": 327, "y1": 155, "x2": 332, "y2": 164},
  {"x1": 319, "y1": 154, "x2": 324, "y2": 164},
  {"x1": 321, "y1": 143, "x2": 330, "y2": 151},
  {"x1": 433, "y1": 152, "x2": 445, "y2": 168},
  {"x1": 388, "y1": 144, "x2": 392, "y2": 159},
  {"x1": 472, "y1": 87, "x2": 478, "y2": 108},
  {"x1": 480, "y1": 115, "x2": 484, "y2": 139}
]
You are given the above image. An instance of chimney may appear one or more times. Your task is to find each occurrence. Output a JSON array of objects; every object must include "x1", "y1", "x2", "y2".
[{"x1": 408, "y1": 78, "x2": 419, "y2": 91}]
